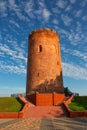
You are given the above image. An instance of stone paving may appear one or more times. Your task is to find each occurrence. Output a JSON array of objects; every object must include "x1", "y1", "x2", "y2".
[
  {"x1": 0, "y1": 117, "x2": 87, "y2": 130},
  {"x1": 40, "y1": 117, "x2": 87, "y2": 130},
  {"x1": 0, "y1": 118, "x2": 41, "y2": 130}
]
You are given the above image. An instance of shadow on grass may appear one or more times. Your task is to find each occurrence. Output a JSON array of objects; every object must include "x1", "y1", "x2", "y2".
[{"x1": 16, "y1": 97, "x2": 24, "y2": 111}]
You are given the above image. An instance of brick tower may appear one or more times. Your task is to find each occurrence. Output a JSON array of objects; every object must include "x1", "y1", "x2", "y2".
[{"x1": 26, "y1": 28, "x2": 64, "y2": 96}]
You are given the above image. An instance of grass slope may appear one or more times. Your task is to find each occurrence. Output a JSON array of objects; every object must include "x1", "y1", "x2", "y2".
[
  {"x1": 68, "y1": 96, "x2": 87, "y2": 111},
  {"x1": 0, "y1": 97, "x2": 24, "y2": 112}
]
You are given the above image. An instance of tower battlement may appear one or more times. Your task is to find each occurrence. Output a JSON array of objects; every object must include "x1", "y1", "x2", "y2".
[{"x1": 29, "y1": 28, "x2": 59, "y2": 40}]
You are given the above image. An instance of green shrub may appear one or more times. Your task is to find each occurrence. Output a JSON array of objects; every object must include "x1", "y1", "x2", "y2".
[{"x1": 68, "y1": 96, "x2": 87, "y2": 111}]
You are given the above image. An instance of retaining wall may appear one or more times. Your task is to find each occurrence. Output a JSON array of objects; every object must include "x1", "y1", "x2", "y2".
[
  {"x1": 63, "y1": 95, "x2": 87, "y2": 117},
  {"x1": 27, "y1": 92, "x2": 65, "y2": 106},
  {"x1": 0, "y1": 94, "x2": 29, "y2": 118}
]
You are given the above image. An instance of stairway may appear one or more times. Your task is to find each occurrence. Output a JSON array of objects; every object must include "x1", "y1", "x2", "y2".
[{"x1": 24, "y1": 100, "x2": 68, "y2": 118}]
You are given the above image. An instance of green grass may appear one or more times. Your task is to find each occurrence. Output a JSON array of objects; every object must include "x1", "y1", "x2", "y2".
[
  {"x1": 0, "y1": 97, "x2": 24, "y2": 112},
  {"x1": 68, "y1": 96, "x2": 87, "y2": 111}
]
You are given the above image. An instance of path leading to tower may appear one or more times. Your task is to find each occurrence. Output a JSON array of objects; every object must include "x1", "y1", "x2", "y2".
[
  {"x1": 0, "y1": 118, "x2": 87, "y2": 130},
  {"x1": 24, "y1": 101, "x2": 69, "y2": 118},
  {"x1": 40, "y1": 117, "x2": 87, "y2": 130}
]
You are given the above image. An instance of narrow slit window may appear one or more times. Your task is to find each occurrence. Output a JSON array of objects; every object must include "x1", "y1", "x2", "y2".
[
  {"x1": 57, "y1": 61, "x2": 59, "y2": 65},
  {"x1": 38, "y1": 72, "x2": 39, "y2": 77},
  {"x1": 38, "y1": 45, "x2": 42, "y2": 52}
]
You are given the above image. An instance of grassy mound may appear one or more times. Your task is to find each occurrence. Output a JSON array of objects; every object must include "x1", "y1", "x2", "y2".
[
  {"x1": 0, "y1": 97, "x2": 24, "y2": 112},
  {"x1": 68, "y1": 96, "x2": 87, "y2": 111}
]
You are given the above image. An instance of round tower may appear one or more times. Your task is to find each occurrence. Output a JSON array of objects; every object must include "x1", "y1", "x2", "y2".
[{"x1": 26, "y1": 28, "x2": 64, "y2": 94}]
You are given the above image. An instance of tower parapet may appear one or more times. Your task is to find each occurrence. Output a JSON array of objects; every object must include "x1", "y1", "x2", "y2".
[{"x1": 29, "y1": 28, "x2": 59, "y2": 40}]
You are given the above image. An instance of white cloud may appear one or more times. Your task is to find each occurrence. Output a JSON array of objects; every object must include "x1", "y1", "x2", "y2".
[
  {"x1": 0, "y1": 62, "x2": 26, "y2": 74},
  {"x1": 8, "y1": 0, "x2": 17, "y2": 8},
  {"x1": 52, "y1": 7, "x2": 60, "y2": 14},
  {"x1": 63, "y1": 62, "x2": 87, "y2": 80},
  {"x1": 0, "y1": 43, "x2": 27, "y2": 62},
  {"x1": 24, "y1": 0, "x2": 34, "y2": 18},
  {"x1": 0, "y1": 35, "x2": 27, "y2": 74},
  {"x1": 70, "y1": 0, "x2": 76, "y2": 4},
  {"x1": 24, "y1": 0, "x2": 51, "y2": 22},
  {"x1": 61, "y1": 46, "x2": 87, "y2": 63},
  {"x1": 58, "y1": 21, "x2": 87, "y2": 46},
  {"x1": 38, "y1": 0, "x2": 45, "y2": 8},
  {"x1": 0, "y1": 51, "x2": 4, "y2": 57},
  {"x1": 8, "y1": 0, "x2": 28, "y2": 21},
  {"x1": 68, "y1": 31, "x2": 86, "y2": 46},
  {"x1": 52, "y1": 19, "x2": 59, "y2": 25},
  {"x1": 57, "y1": 0, "x2": 67, "y2": 9},
  {"x1": 42, "y1": 8, "x2": 51, "y2": 21},
  {"x1": 82, "y1": 15, "x2": 87, "y2": 21},
  {"x1": 35, "y1": 0, "x2": 51, "y2": 22},
  {"x1": 61, "y1": 14, "x2": 72, "y2": 26},
  {"x1": 0, "y1": 43, "x2": 16, "y2": 55},
  {"x1": 80, "y1": 0, "x2": 87, "y2": 7},
  {"x1": 69, "y1": 22, "x2": 87, "y2": 45},
  {"x1": 9, "y1": 20, "x2": 20, "y2": 28},
  {"x1": 65, "y1": 5, "x2": 72, "y2": 12},
  {"x1": 72, "y1": 50, "x2": 87, "y2": 62},
  {"x1": 75, "y1": 10, "x2": 82, "y2": 17},
  {"x1": 0, "y1": 1, "x2": 7, "y2": 17}
]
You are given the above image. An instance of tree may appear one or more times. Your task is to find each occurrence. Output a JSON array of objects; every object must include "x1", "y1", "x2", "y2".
[{"x1": 64, "y1": 87, "x2": 73, "y2": 96}]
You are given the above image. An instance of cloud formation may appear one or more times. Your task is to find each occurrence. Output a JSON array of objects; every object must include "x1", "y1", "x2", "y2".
[
  {"x1": 0, "y1": 62, "x2": 26, "y2": 74},
  {"x1": 0, "y1": 0, "x2": 87, "y2": 82},
  {"x1": 0, "y1": 43, "x2": 27, "y2": 62},
  {"x1": 63, "y1": 62, "x2": 87, "y2": 80},
  {"x1": 61, "y1": 14, "x2": 72, "y2": 26},
  {"x1": 0, "y1": 1, "x2": 7, "y2": 17},
  {"x1": 61, "y1": 47, "x2": 87, "y2": 63},
  {"x1": 70, "y1": 0, "x2": 76, "y2": 4},
  {"x1": 57, "y1": 0, "x2": 67, "y2": 9}
]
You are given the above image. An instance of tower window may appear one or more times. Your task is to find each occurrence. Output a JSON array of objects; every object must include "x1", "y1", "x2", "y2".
[
  {"x1": 38, "y1": 72, "x2": 39, "y2": 77},
  {"x1": 38, "y1": 45, "x2": 42, "y2": 52},
  {"x1": 57, "y1": 61, "x2": 59, "y2": 65}
]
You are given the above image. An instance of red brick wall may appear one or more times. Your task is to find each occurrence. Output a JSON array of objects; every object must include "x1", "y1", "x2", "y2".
[
  {"x1": 36, "y1": 93, "x2": 53, "y2": 106},
  {"x1": 27, "y1": 92, "x2": 65, "y2": 106},
  {"x1": 53, "y1": 93, "x2": 65, "y2": 105},
  {"x1": 0, "y1": 112, "x2": 19, "y2": 118}
]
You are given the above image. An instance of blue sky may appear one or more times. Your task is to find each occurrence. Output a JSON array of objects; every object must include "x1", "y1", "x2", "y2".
[{"x1": 0, "y1": 0, "x2": 87, "y2": 96}]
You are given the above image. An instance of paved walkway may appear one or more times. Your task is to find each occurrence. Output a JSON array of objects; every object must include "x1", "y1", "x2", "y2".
[
  {"x1": 40, "y1": 117, "x2": 87, "y2": 130},
  {"x1": 0, "y1": 118, "x2": 41, "y2": 130},
  {"x1": 0, "y1": 117, "x2": 87, "y2": 130}
]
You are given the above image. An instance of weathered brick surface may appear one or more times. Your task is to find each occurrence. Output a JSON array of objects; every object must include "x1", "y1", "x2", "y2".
[{"x1": 26, "y1": 28, "x2": 64, "y2": 94}]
